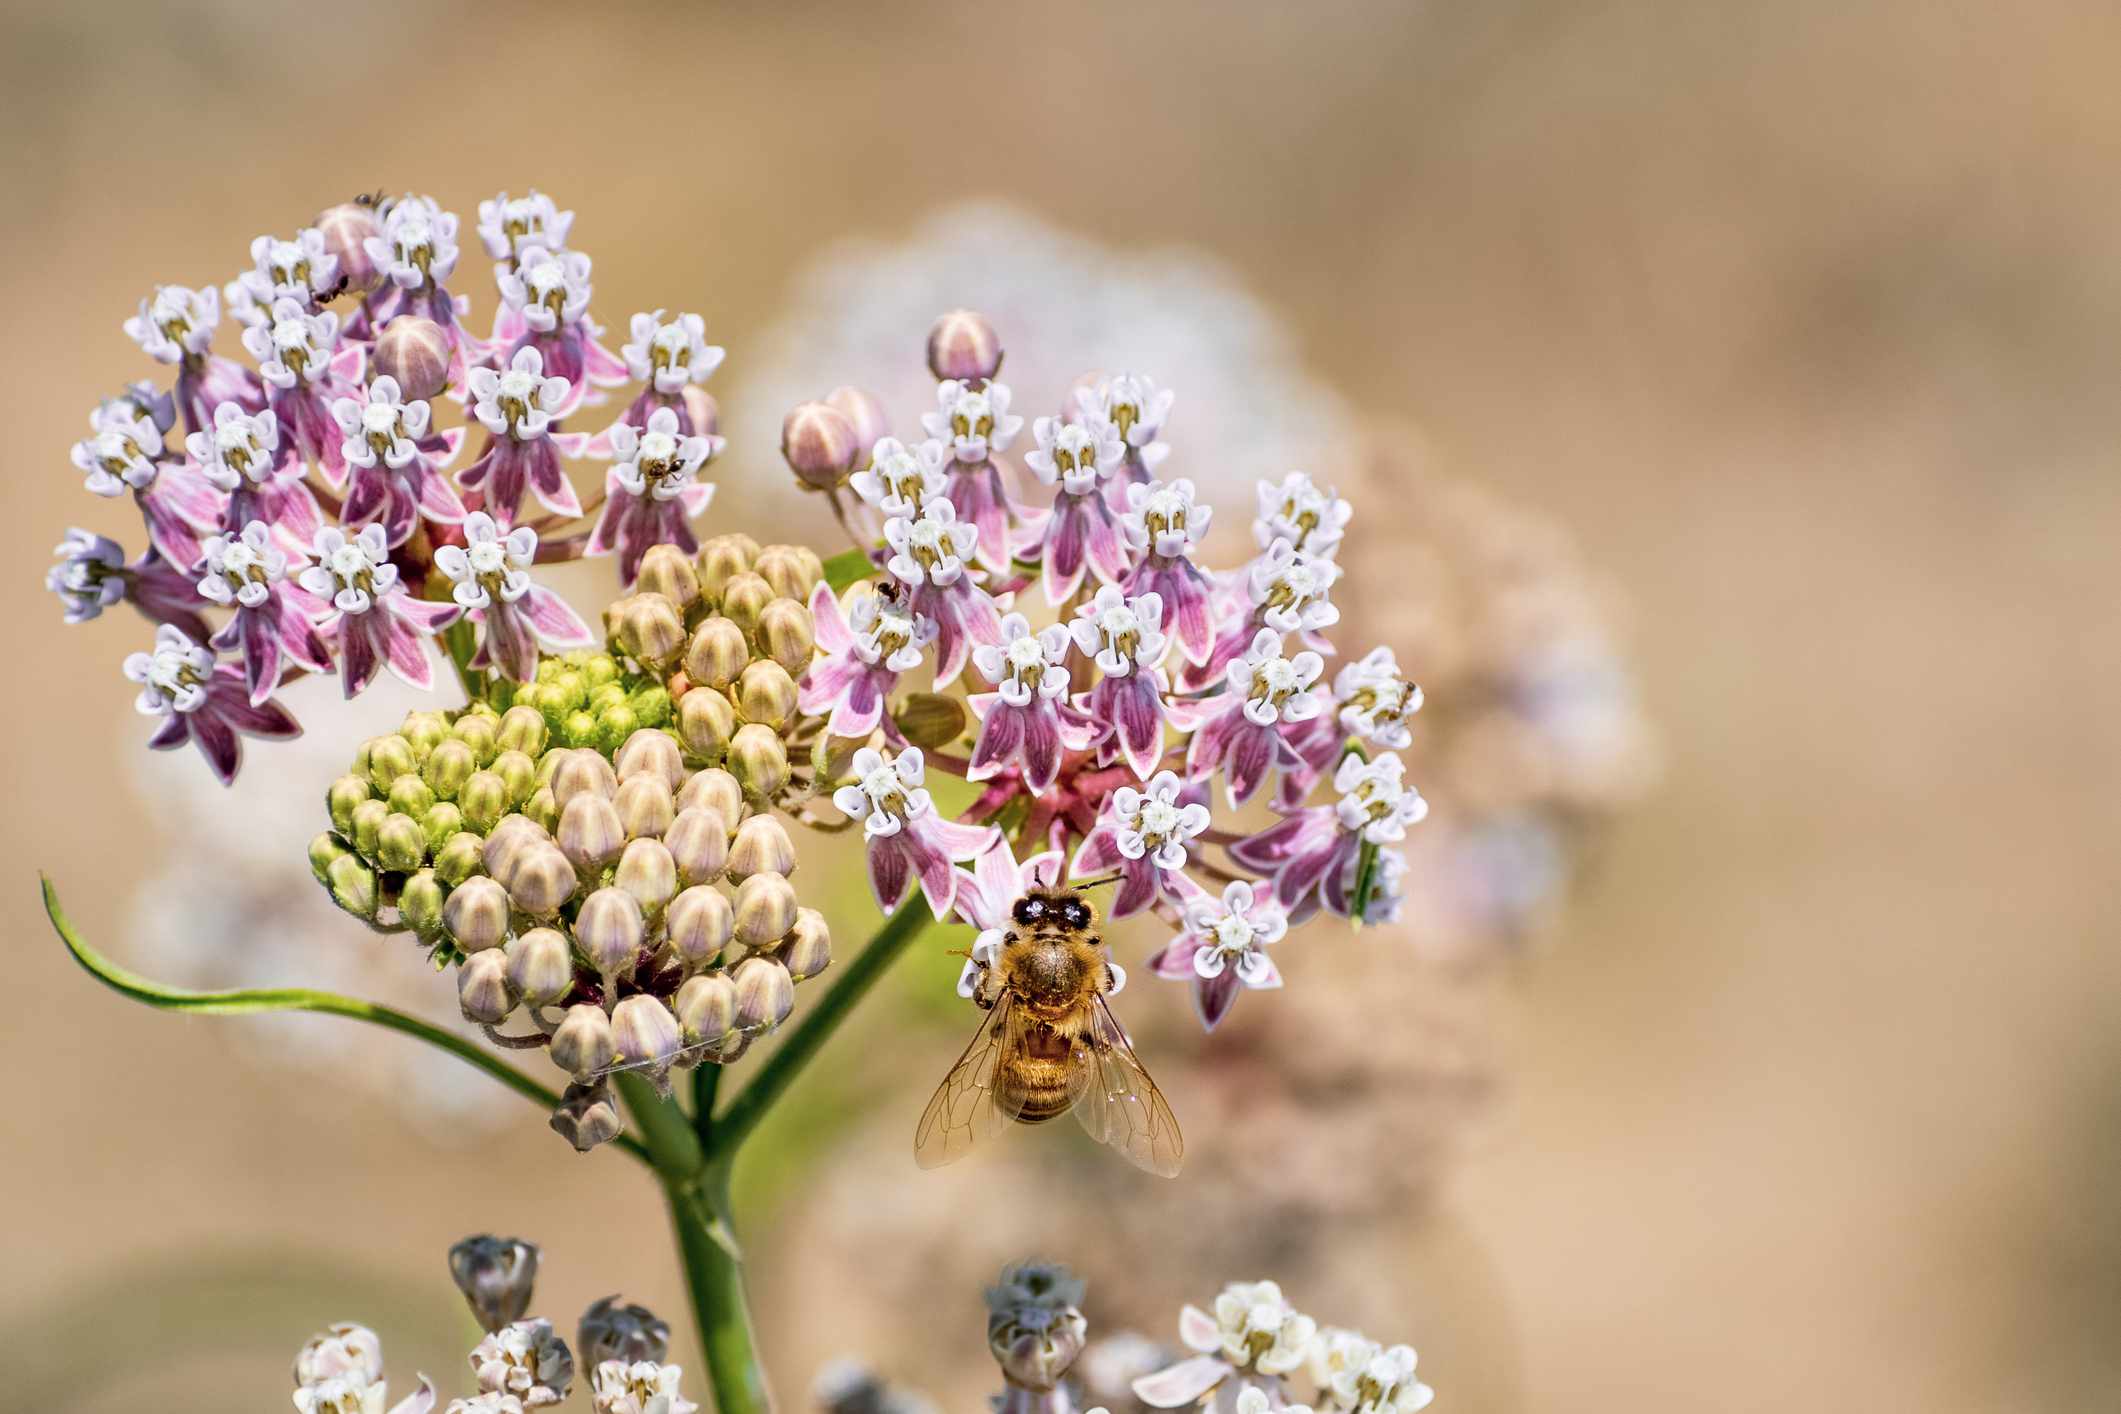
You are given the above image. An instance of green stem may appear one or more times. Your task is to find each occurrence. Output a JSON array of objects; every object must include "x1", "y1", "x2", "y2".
[
  {"x1": 706, "y1": 897, "x2": 931, "y2": 1163},
  {"x1": 39, "y1": 875, "x2": 651, "y2": 1165}
]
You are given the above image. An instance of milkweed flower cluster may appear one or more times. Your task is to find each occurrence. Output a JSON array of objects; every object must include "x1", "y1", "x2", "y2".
[
  {"x1": 51, "y1": 189, "x2": 728, "y2": 784},
  {"x1": 1131, "y1": 1280, "x2": 1435, "y2": 1414},
  {"x1": 288, "y1": 1235, "x2": 693, "y2": 1414},
  {"x1": 784, "y1": 310, "x2": 1428, "y2": 1032}
]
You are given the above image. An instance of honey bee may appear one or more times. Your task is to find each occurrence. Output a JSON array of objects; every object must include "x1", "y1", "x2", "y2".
[{"x1": 916, "y1": 886, "x2": 1183, "y2": 1176}]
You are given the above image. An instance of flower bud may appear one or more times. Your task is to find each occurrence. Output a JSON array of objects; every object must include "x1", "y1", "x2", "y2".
[
  {"x1": 443, "y1": 875, "x2": 512, "y2": 952},
  {"x1": 460, "y1": 770, "x2": 510, "y2": 832},
  {"x1": 448, "y1": 1234, "x2": 541, "y2": 1334},
  {"x1": 672, "y1": 970, "x2": 737, "y2": 1045},
  {"x1": 483, "y1": 813, "x2": 546, "y2": 877},
  {"x1": 375, "y1": 315, "x2": 452, "y2": 400},
  {"x1": 781, "y1": 400, "x2": 860, "y2": 490},
  {"x1": 386, "y1": 773, "x2": 435, "y2": 820},
  {"x1": 718, "y1": 573, "x2": 774, "y2": 637},
  {"x1": 752, "y1": 547, "x2": 812, "y2": 603},
  {"x1": 490, "y1": 748, "x2": 539, "y2": 805},
  {"x1": 422, "y1": 738, "x2": 477, "y2": 800},
  {"x1": 893, "y1": 691, "x2": 969, "y2": 752},
  {"x1": 610, "y1": 994, "x2": 684, "y2": 1080},
  {"x1": 550, "y1": 749, "x2": 617, "y2": 807},
  {"x1": 825, "y1": 387, "x2": 889, "y2": 467},
  {"x1": 615, "y1": 728, "x2": 685, "y2": 792},
  {"x1": 550, "y1": 1080, "x2": 622, "y2": 1153},
  {"x1": 377, "y1": 811, "x2": 428, "y2": 872},
  {"x1": 676, "y1": 686, "x2": 737, "y2": 762},
  {"x1": 578, "y1": 1297, "x2": 670, "y2": 1367},
  {"x1": 314, "y1": 202, "x2": 382, "y2": 293},
  {"x1": 400, "y1": 869, "x2": 446, "y2": 940},
  {"x1": 612, "y1": 592, "x2": 687, "y2": 670},
  {"x1": 695, "y1": 534, "x2": 756, "y2": 600},
  {"x1": 732, "y1": 871, "x2": 798, "y2": 949},
  {"x1": 583, "y1": 651, "x2": 622, "y2": 686},
  {"x1": 328, "y1": 855, "x2": 378, "y2": 918},
  {"x1": 727, "y1": 814, "x2": 797, "y2": 882},
  {"x1": 400, "y1": 710, "x2": 449, "y2": 760},
  {"x1": 684, "y1": 617, "x2": 749, "y2": 690},
  {"x1": 614, "y1": 774, "x2": 676, "y2": 840},
  {"x1": 523, "y1": 784, "x2": 560, "y2": 832},
  {"x1": 728, "y1": 724, "x2": 790, "y2": 800},
  {"x1": 557, "y1": 791, "x2": 626, "y2": 876},
  {"x1": 755, "y1": 597, "x2": 817, "y2": 674},
  {"x1": 663, "y1": 885, "x2": 734, "y2": 972},
  {"x1": 731, "y1": 955, "x2": 795, "y2": 1034},
  {"x1": 310, "y1": 831, "x2": 353, "y2": 885},
  {"x1": 436, "y1": 830, "x2": 486, "y2": 885},
  {"x1": 550, "y1": 1003, "x2": 617, "y2": 1082},
  {"x1": 575, "y1": 887, "x2": 645, "y2": 979},
  {"x1": 928, "y1": 308, "x2": 1003, "y2": 383},
  {"x1": 634, "y1": 544, "x2": 702, "y2": 615},
  {"x1": 349, "y1": 798, "x2": 390, "y2": 858},
  {"x1": 783, "y1": 908, "x2": 833, "y2": 981},
  {"x1": 422, "y1": 801, "x2": 466, "y2": 851},
  {"x1": 614, "y1": 837, "x2": 679, "y2": 913},
  {"x1": 328, "y1": 774, "x2": 372, "y2": 834},
  {"x1": 676, "y1": 768, "x2": 744, "y2": 823},
  {"x1": 294, "y1": 1322, "x2": 384, "y2": 1386},
  {"x1": 366, "y1": 734, "x2": 417, "y2": 792},
  {"x1": 680, "y1": 386, "x2": 720, "y2": 437},
  {"x1": 735, "y1": 660, "x2": 799, "y2": 733},
  {"x1": 508, "y1": 843, "x2": 578, "y2": 915},
  {"x1": 506, "y1": 927, "x2": 576, "y2": 1006},
  {"x1": 662, "y1": 807, "x2": 730, "y2": 887},
  {"x1": 497, "y1": 704, "x2": 548, "y2": 756},
  {"x1": 452, "y1": 711, "x2": 500, "y2": 764},
  {"x1": 458, "y1": 949, "x2": 515, "y2": 1024}
]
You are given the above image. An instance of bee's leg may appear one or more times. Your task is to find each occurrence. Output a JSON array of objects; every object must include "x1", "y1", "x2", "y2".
[{"x1": 974, "y1": 964, "x2": 1003, "y2": 1010}]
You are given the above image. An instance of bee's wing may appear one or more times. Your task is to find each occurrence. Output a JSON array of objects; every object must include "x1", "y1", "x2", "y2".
[
  {"x1": 914, "y1": 995, "x2": 1026, "y2": 1169},
  {"x1": 1071, "y1": 995, "x2": 1185, "y2": 1177}
]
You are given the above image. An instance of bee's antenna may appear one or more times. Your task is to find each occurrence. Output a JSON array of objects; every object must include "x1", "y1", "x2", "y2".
[{"x1": 1069, "y1": 872, "x2": 1124, "y2": 892}]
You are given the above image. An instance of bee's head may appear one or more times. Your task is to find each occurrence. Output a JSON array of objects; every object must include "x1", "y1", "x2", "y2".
[{"x1": 1011, "y1": 890, "x2": 1093, "y2": 932}]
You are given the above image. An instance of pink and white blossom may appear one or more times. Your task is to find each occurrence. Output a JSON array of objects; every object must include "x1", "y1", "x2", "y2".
[
  {"x1": 477, "y1": 190, "x2": 575, "y2": 265},
  {"x1": 433, "y1": 514, "x2": 593, "y2": 683},
  {"x1": 586, "y1": 406, "x2": 719, "y2": 583},
  {"x1": 197, "y1": 521, "x2": 332, "y2": 704},
  {"x1": 968, "y1": 612, "x2": 1085, "y2": 793},
  {"x1": 230, "y1": 228, "x2": 341, "y2": 311},
  {"x1": 123, "y1": 623, "x2": 299, "y2": 785},
  {"x1": 1070, "y1": 585, "x2": 1171, "y2": 780},
  {"x1": 799, "y1": 582, "x2": 937, "y2": 738},
  {"x1": 832, "y1": 746, "x2": 997, "y2": 918},
  {"x1": 188, "y1": 402, "x2": 322, "y2": 556},
  {"x1": 921, "y1": 379, "x2": 1023, "y2": 571},
  {"x1": 1230, "y1": 754, "x2": 1426, "y2": 922},
  {"x1": 1122, "y1": 477, "x2": 1218, "y2": 666},
  {"x1": 73, "y1": 405, "x2": 227, "y2": 570},
  {"x1": 1254, "y1": 470, "x2": 1353, "y2": 559},
  {"x1": 1074, "y1": 370, "x2": 1175, "y2": 496},
  {"x1": 299, "y1": 524, "x2": 460, "y2": 697},
  {"x1": 241, "y1": 299, "x2": 364, "y2": 486},
  {"x1": 1146, "y1": 880, "x2": 1287, "y2": 1030},
  {"x1": 496, "y1": 245, "x2": 626, "y2": 414},
  {"x1": 333, "y1": 375, "x2": 468, "y2": 546},
  {"x1": 1333, "y1": 646, "x2": 1422, "y2": 750},
  {"x1": 1071, "y1": 770, "x2": 1210, "y2": 918},
  {"x1": 849, "y1": 436, "x2": 948, "y2": 520},
  {"x1": 882, "y1": 497, "x2": 1003, "y2": 688},
  {"x1": 123, "y1": 283, "x2": 264, "y2": 433},
  {"x1": 1133, "y1": 1281, "x2": 1317, "y2": 1411},
  {"x1": 1182, "y1": 627, "x2": 1326, "y2": 808},
  {"x1": 460, "y1": 345, "x2": 583, "y2": 522},
  {"x1": 1022, "y1": 414, "x2": 1130, "y2": 602}
]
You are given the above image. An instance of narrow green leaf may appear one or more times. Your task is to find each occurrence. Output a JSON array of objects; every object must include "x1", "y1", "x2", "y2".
[{"x1": 821, "y1": 546, "x2": 876, "y2": 592}]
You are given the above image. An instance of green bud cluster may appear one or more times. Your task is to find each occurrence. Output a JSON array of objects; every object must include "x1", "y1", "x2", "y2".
[{"x1": 509, "y1": 649, "x2": 674, "y2": 756}]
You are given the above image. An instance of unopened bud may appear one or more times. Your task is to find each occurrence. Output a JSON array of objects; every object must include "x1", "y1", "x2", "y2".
[
  {"x1": 634, "y1": 545, "x2": 702, "y2": 615},
  {"x1": 781, "y1": 400, "x2": 860, "y2": 490},
  {"x1": 435, "y1": 831, "x2": 486, "y2": 885},
  {"x1": 614, "y1": 837, "x2": 679, "y2": 913},
  {"x1": 615, "y1": 728, "x2": 685, "y2": 792},
  {"x1": 443, "y1": 875, "x2": 512, "y2": 952},
  {"x1": 557, "y1": 790, "x2": 625, "y2": 875},
  {"x1": 328, "y1": 855, "x2": 378, "y2": 918},
  {"x1": 676, "y1": 768, "x2": 744, "y2": 824},
  {"x1": 732, "y1": 871, "x2": 798, "y2": 949},
  {"x1": 731, "y1": 955, "x2": 796, "y2": 1034},
  {"x1": 460, "y1": 770, "x2": 510, "y2": 832},
  {"x1": 755, "y1": 596, "x2": 817, "y2": 674},
  {"x1": 507, "y1": 927, "x2": 576, "y2": 1006},
  {"x1": 664, "y1": 885, "x2": 734, "y2": 972},
  {"x1": 366, "y1": 734, "x2": 417, "y2": 792},
  {"x1": 578, "y1": 1297, "x2": 670, "y2": 1367},
  {"x1": 728, "y1": 724, "x2": 790, "y2": 799},
  {"x1": 614, "y1": 775, "x2": 676, "y2": 840},
  {"x1": 422, "y1": 738, "x2": 476, "y2": 800},
  {"x1": 612, "y1": 592, "x2": 686, "y2": 670},
  {"x1": 672, "y1": 970, "x2": 737, "y2": 1045},
  {"x1": 719, "y1": 573, "x2": 774, "y2": 637},
  {"x1": 457, "y1": 950, "x2": 515, "y2": 1024},
  {"x1": 314, "y1": 202, "x2": 383, "y2": 293},
  {"x1": 662, "y1": 807, "x2": 730, "y2": 886},
  {"x1": 576, "y1": 887, "x2": 646, "y2": 979},
  {"x1": 422, "y1": 801, "x2": 465, "y2": 851},
  {"x1": 894, "y1": 692, "x2": 969, "y2": 752},
  {"x1": 310, "y1": 831, "x2": 353, "y2": 885},
  {"x1": 550, "y1": 1003, "x2": 617, "y2": 1082},
  {"x1": 523, "y1": 784, "x2": 560, "y2": 832},
  {"x1": 483, "y1": 814, "x2": 546, "y2": 879},
  {"x1": 928, "y1": 308, "x2": 1003, "y2": 383},
  {"x1": 386, "y1": 774, "x2": 435, "y2": 819},
  {"x1": 497, "y1": 704, "x2": 548, "y2": 756},
  {"x1": 449, "y1": 1234, "x2": 541, "y2": 1333},
  {"x1": 507, "y1": 843, "x2": 578, "y2": 915},
  {"x1": 374, "y1": 315, "x2": 452, "y2": 401},
  {"x1": 377, "y1": 812, "x2": 427, "y2": 872},
  {"x1": 676, "y1": 686, "x2": 737, "y2": 762},
  {"x1": 736, "y1": 659, "x2": 799, "y2": 733},
  {"x1": 610, "y1": 994, "x2": 684, "y2": 1085},
  {"x1": 825, "y1": 387, "x2": 890, "y2": 468},
  {"x1": 452, "y1": 711, "x2": 500, "y2": 764},
  {"x1": 550, "y1": 749, "x2": 617, "y2": 807},
  {"x1": 294, "y1": 1322, "x2": 384, "y2": 1386},
  {"x1": 349, "y1": 798, "x2": 390, "y2": 858},
  {"x1": 400, "y1": 870, "x2": 446, "y2": 940},
  {"x1": 752, "y1": 547, "x2": 817, "y2": 603},
  {"x1": 550, "y1": 1079, "x2": 622, "y2": 1153},
  {"x1": 727, "y1": 814, "x2": 797, "y2": 882},
  {"x1": 783, "y1": 908, "x2": 833, "y2": 981},
  {"x1": 328, "y1": 774, "x2": 372, "y2": 834},
  {"x1": 490, "y1": 749, "x2": 539, "y2": 806},
  {"x1": 684, "y1": 617, "x2": 748, "y2": 690},
  {"x1": 695, "y1": 535, "x2": 756, "y2": 600}
]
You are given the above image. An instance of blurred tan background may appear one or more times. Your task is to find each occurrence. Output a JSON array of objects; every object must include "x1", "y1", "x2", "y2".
[{"x1": 6, "y1": 2, "x2": 2121, "y2": 1412}]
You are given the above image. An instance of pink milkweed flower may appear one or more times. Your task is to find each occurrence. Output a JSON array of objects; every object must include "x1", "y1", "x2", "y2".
[
  {"x1": 1334, "y1": 645, "x2": 1423, "y2": 750},
  {"x1": 496, "y1": 245, "x2": 628, "y2": 416},
  {"x1": 47, "y1": 529, "x2": 212, "y2": 640},
  {"x1": 1132, "y1": 1282, "x2": 1317, "y2": 1412},
  {"x1": 586, "y1": 406, "x2": 720, "y2": 583},
  {"x1": 1181, "y1": 536, "x2": 1341, "y2": 691},
  {"x1": 1121, "y1": 477, "x2": 1218, "y2": 666},
  {"x1": 1070, "y1": 585, "x2": 1171, "y2": 781},
  {"x1": 187, "y1": 402, "x2": 323, "y2": 558},
  {"x1": 358, "y1": 194, "x2": 478, "y2": 372},
  {"x1": 434, "y1": 513, "x2": 594, "y2": 683},
  {"x1": 478, "y1": 189, "x2": 575, "y2": 265},
  {"x1": 241, "y1": 299, "x2": 365, "y2": 488},
  {"x1": 1022, "y1": 414, "x2": 1131, "y2": 603},
  {"x1": 848, "y1": 436, "x2": 949, "y2": 520},
  {"x1": 124, "y1": 624, "x2": 300, "y2": 785},
  {"x1": 229, "y1": 229, "x2": 341, "y2": 312},
  {"x1": 946, "y1": 838, "x2": 1070, "y2": 997},
  {"x1": 1074, "y1": 371, "x2": 1175, "y2": 503},
  {"x1": 197, "y1": 522, "x2": 332, "y2": 705},
  {"x1": 968, "y1": 612, "x2": 1087, "y2": 793},
  {"x1": 1228, "y1": 753, "x2": 1427, "y2": 923},
  {"x1": 1071, "y1": 769, "x2": 1211, "y2": 919},
  {"x1": 621, "y1": 309, "x2": 724, "y2": 397},
  {"x1": 1147, "y1": 880, "x2": 1287, "y2": 1030},
  {"x1": 123, "y1": 283, "x2": 265, "y2": 433},
  {"x1": 800, "y1": 582, "x2": 937, "y2": 738},
  {"x1": 1253, "y1": 470, "x2": 1353, "y2": 559},
  {"x1": 460, "y1": 345, "x2": 584, "y2": 522},
  {"x1": 832, "y1": 745, "x2": 998, "y2": 918},
  {"x1": 1181, "y1": 627, "x2": 1326, "y2": 808},
  {"x1": 333, "y1": 376, "x2": 468, "y2": 547},
  {"x1": 921, "y1": 379, "x2": 1024, "y2": 572},
  {"x1": 299, "y1": 525, "x2": 460, "y2": 697},
  {"x1": 883, "y1": 497, "x2": 1004, "y2": 688},
  {"x1": 72, "y1": 405, "x2": 227, "y2": 571}
]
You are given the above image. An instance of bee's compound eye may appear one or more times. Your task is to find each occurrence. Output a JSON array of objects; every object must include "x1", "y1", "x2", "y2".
[
  {"x1": 1063, "y1": 902, "x2": 1089, "y2": 928},
  {"x1": 1013, "y1": 897, "x2": 1045, "y2": 925}
]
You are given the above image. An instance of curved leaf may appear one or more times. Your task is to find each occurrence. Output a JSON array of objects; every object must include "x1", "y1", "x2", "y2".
[{"x1": 820, "y1": 546, "x2": 876, "y2": 592}]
